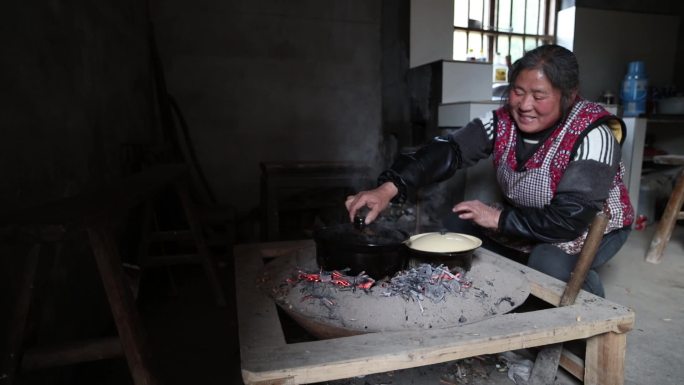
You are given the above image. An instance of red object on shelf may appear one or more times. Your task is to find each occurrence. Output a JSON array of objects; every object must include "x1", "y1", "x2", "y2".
[{"x1": 634, "y1": 215, "x2": 648, "y2": 231}]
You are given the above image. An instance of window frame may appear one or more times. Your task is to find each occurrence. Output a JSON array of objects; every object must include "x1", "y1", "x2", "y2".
[{"x1": 453, "y1": 0, "x2": 557, "y2": 63}]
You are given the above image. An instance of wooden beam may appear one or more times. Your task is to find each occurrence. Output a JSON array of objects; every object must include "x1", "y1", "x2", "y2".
[
  {"x1": 559, "y1": 348, "x2": 584, "y2": 382},
  {"x1": 88, "y1": 224, "x2": 158, "y2": 385}
]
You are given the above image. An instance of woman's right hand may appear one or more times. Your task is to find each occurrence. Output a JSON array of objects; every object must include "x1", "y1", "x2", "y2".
[{"x1": 345, "y1": 182, "x2": 398, "y2": 225}]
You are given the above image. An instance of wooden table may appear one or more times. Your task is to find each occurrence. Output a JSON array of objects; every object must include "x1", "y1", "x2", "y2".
[
  {"x1": 235, "y1": 240, "x2": 635, "y2": 385},
  {"x1": 259, "y1": 161, "x2": 372, "y2": 241}
]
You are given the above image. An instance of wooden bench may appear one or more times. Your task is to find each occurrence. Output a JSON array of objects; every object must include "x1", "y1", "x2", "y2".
[{"x1": 235, "y1": 240, "x2": 635, "y2": 385}]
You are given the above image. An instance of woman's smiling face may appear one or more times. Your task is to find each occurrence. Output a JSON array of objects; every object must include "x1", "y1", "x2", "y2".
[{"x1": 508, "y1": 68, "x2": 564, "y2": 133}]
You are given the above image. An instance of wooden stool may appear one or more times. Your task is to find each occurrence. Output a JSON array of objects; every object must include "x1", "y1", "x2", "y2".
[{"x1": 646, "y1": 165, "x2": 684, "y2": 264}]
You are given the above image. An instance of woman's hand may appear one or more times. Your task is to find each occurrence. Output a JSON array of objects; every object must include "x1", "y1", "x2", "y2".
[
  {"x1": 452, "y1": 200, "x2": 501, "y2": 230},
  {"x1": 345, "y1": 182, "x2": 398, "y2": 224}
]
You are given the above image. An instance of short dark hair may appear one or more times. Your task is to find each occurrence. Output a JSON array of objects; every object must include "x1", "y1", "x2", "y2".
[{"x1": 504, "y1": 44, "x2": 580, "y2": 115}]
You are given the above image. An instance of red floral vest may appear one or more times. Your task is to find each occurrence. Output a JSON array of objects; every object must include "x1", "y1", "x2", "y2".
[{"x1": 492, "y1": 100, "x2": 634, "y2": 254}]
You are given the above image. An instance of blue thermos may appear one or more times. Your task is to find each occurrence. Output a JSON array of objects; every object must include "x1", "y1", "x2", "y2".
[{"x1": 621, "y1": 61, "x2": 648, "y2": 117}]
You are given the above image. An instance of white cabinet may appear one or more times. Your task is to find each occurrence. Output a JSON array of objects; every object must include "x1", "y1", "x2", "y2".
[
  {"x1": 440, "y1": 62, "x2": 493, "y2": 104},
  {"x1": 438, "y1": 100, "x2": 501, "y2": 127},
  {"x1": 621, "y1": 118, "x2": 647, "y2": 212}
]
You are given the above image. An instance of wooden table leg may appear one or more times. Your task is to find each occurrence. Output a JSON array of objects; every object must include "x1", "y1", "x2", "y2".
[
  {"x1": 584, "y1": 331, "x2": 627, "y2": 385},
  {"x1": 87, "y1": 223, "x2": 158, "y2": 385},
  {"x1": 1, "y1": 243, "x2": 41, "y2": 384}
]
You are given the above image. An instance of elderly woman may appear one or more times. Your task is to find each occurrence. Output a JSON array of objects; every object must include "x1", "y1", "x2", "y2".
[{"x1": 346, "y1": 44, "x2": 633, "y2": 297}]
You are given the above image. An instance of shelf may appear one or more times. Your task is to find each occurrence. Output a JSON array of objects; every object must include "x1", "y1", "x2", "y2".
[{"x1": 644, "y1": 114, "x2": 684, "y2": 123}]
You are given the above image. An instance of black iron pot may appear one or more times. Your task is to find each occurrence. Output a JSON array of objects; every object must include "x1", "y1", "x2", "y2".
[
  {"x1": 313, "y1": 221, "x2": 408, "y2": 279},
  {"x1": 403, "y1": 232, "x2": 482, "y2": 271}
]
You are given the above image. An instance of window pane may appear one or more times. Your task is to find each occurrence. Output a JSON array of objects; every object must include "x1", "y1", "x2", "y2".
[
  {"x1": 497, "y1": 0, "x2": 512, "y2": 32},
  {"x1": 470, "y1": 0, "x2": 484, "y2": 27},
  {"x1": 511, "y1": 0, "x2": 525, "y2": 34},
  {"x1": 510, "y1": 36, "x2": 524, "y2": 63},
  {"x1": 547, "y1": 0, "x2": 556, "y2": 34},
  {"x1": 537, "y1": 0, "x2": 547, "y2": 35},
  {"x1": 468, "y1": 32, "x2": 485, "y2": 59},
  {"x1": 453, "y1": 30, "x2": 468, "y2": 61},
  {"x1": 524, "y1": 36, "x2": 538, "y2": 52},
  {"x1": 454, "y1": 0, "x2": 468, "y2": 27},
  {"x1": 481, "y1": 34, "x2": 491, "y2": 61},
  {"x1": 526, "y1": 0, "x2": 540, "y2": 34},
  {"x1": 497, "y1": 35, "x2": 510, "y2": 57}
]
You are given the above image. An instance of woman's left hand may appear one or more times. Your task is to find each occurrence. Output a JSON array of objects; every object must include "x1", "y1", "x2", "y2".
[{"x1": 452, "y1": 200, "x2": 501, "y2": 230}]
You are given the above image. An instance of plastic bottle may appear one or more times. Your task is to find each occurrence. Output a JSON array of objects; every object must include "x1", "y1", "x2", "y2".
[
  {"x1": 493, "y1": 52, "x2": 508, "y2": 83},
  {"x1": 466, "y1": 48, "x2": 477, "y2": 62},
  {"x1": 621, "y1": 61, "x2": 648, "y2": 117}
]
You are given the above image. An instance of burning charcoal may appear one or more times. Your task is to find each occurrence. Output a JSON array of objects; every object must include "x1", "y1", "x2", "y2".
[{"x1": 282, "y1": 267, "x2": 377, "y2": 311}]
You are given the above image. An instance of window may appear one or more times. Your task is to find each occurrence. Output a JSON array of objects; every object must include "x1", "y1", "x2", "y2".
[{"x1": 453, "y1": 0, "x2": 556, "y2": 64}]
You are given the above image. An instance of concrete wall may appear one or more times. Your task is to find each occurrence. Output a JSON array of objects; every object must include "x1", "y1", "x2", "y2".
[
  {"x1": 558, "y1": 7, "x2": 679, "y2": 102},
  {"x1": 409, "y1": 0, "x2": 454, "y2": 68},
  {"x1": 150, "y1": 0, "x2": 384, "y2": 213},
  {"x1": 0, "y1": 2, "x2": 160, "y2": 207},
  {"x1": 381, "y1": 0, "x2": 412, "y2": 156},
  {"x1": 562, "y1": 0, "x2": 684, "y2": 91}
]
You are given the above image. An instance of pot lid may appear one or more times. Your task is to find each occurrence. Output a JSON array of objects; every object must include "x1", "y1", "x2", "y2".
[
  {"x1": 406, "y1": 232, "x2": 482, "y2": 252},
  {"x1": 314, "y1": 222, "x2": 407, "y2": 247}
]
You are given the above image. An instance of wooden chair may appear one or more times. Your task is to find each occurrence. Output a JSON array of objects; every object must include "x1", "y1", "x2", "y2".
[
  {"x1": 134, "y1": 174, "x2": 234, "y2": 307},
  {"x1": 645, "y1": 164, "x2": 684, "y2": 264}
]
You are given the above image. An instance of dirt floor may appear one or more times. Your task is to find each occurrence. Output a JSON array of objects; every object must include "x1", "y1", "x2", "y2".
[{"x1": 599, "y1": 225, "x2": 684, "y2": 385}]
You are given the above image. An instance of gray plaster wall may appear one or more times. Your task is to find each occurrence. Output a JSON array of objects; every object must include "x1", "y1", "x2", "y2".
[
  {"x1": 150, "y1": 0, "x2": 384, "y2": 213},
  {"x1": 381, "y1": 0, "x2": 411, "y2": 151},
  {"x1": 0, "y1": 1, "x2": 161, "y2": 207}
]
